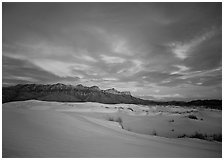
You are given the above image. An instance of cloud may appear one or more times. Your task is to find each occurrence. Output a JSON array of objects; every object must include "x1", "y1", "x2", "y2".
[
  {"x1": 169, "y1": 28, "x2": 217, "y2": 60},
  {"x1": 178, "y1": 67, "x2": 221, "y2": 80},
  {"x1": 2, "y1": 3, "x2": 222, "y2": 100},
  {"x1": 139, "y1": 93, "x2": 184, "y2": 101},
  {"x1": 170, "y1": 65, "x2": 190, "y2": 75},
  {"x1": 32, "y1": 59, "x2": 95, "y2": 79},
  {"x1": 32, "y1": 60, "x2": 75, "y2": 78},
  {"x1": 2, "y1": 56, "x2": 79, "y2": 86},
  {"x1": 102, "y1": 77, "x2": 118, "y2": 81},
  {"x1": 100, "y1": 55, "x2": 126, "y2": 64},
  {"x1": 80, "y1": 54, "x2": 98, "y2": 62},
  {"x1": 112, "y1": 38, "x2": 133, "y2": 55}
]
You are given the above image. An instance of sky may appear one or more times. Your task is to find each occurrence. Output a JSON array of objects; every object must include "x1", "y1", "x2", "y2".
[{"x1": 2, "y1": 2, "x2": 222, "y2": 101}]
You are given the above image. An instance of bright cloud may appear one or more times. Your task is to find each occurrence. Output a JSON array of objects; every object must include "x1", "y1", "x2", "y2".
[
  {"x1": 32, "y1": 59, "x2": 91, "y2": 78},
  {"x1": 171, "y1": 65, "x2": 190, "y2": 75},
  {"x1": 169, "y1": 28, "x2": 217, "y2": 60},
  {"x1": 113, "y1": 39, "x2": 133, "y2": 55},
  {"x1": 100, "y1": 55, "x2": 126, "y2": 64},
  {"x1": 80, "y1": 55, "x2": 98, "y2": 62}
]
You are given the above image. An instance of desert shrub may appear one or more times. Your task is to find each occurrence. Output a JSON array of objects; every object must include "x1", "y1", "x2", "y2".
[
  {"x1": 178, "y1": 134, "x2": 186, "y2": 138},
  {"x1": 171, "y1": 129, "x2": 174, "y2": 132},
  {"x1": 152, "y1": 129, "x2": 157, "y2": 136},
  {"x1": 108, "y1": 117, "x2": 114, "y2": 121},
  {"x1": 211, "y1": 133, "x2": 222, "y2": 142},
  {"x1": 188, "y1": 115, "x2": 198, "y2": 120},
  {"x1": 107, "y1": 116, "x2": 123, "y2": 129},
  {"x1": 169, "y1": 119, "x2": 174, "y2": 122},
  {"x1": 116, "y1": 117, "x2": 122, "y2": 123},
  {"x1": 116, "y1": 117, "x2": 123, "y2": 129},
  {"x1": 190, "y1": 132, "x2": 207, "y2": 140}
]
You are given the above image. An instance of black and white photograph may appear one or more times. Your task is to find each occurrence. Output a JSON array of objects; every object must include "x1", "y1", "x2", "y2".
[{"x1": 2, "y1": 2, "x2": 222, "y2": 158}]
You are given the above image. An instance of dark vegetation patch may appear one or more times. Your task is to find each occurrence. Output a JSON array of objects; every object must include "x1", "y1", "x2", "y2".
[
  {"x1": 178, "y1": 132, "x2": 222, "y2": 142},
  {"x1": 188, "y1": 115, "x2": 198, "y2": 120}
]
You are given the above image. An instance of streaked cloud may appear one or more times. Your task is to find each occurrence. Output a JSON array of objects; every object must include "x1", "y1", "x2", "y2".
[
  {"x1": 2, "y1": 3, "x2": 221, "y2": 101},
  {"x1": 100, "y1": 55, "x2": 126, "y2": 64},
  {"x1": 113, "y1": 39, "x2": 133, "y2": 55},
  {"x1": 80, "y1": 54, "x2": 98, "y2": 62},
  {"x1": 169, "y1": 28, "x2": 218, "y2": 60},
  {"x1": 170, "y1": 65, "x2": 190, "y2": 75}
]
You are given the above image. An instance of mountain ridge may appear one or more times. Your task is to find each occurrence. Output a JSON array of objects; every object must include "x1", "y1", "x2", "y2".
[
  {"x1": 2, "y1": 83, "x2": 222, "y2": 110},
  {"x1": 2, "y1": 83, "x2": 146, "y2": 104}
]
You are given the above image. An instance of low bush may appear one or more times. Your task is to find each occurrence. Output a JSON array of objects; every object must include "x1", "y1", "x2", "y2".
[
  {"x1": 188, "y1": 115, "x2": 198, "y2": 120},
  {"x1": 152, "y1": 129, "x2": 157, "y2": 136}
]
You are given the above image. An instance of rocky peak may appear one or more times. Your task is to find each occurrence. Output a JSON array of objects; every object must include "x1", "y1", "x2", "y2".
[
  {"x1": 50, "y1": 83, "x2": 67, "y2": 90},
  {"x1": 75, "y1": 84, "x2": 86, "y2": 90},
  {"x1": 121, "y1": 91, "x2": 131, "y2": 95},
  {"x1": 90, "y1": 86, "x2": 100, "y2": 91},
  {"x1": 104, "y1": 88, "x2": 119, "y2": 94},
  {"x1": 104, "y1": 88, "x2": 131, "y2": 96}
]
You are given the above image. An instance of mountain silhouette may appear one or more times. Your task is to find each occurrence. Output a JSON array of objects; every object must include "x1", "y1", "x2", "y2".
[
  {"x1": 2, "y1": 83, "x2": 147, "y2": 104},
  {"x1": 2, "y1": 83, "x2": 221, "y2": 110}
]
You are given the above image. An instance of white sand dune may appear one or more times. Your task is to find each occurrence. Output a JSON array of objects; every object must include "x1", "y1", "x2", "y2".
[{"x1": 2, "y1": 100, "x2": 221, "y2": 158}]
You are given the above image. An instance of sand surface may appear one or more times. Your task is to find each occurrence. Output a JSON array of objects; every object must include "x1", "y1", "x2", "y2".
[{"x1": 2, "y1": 100, "x2": 222, "y2": 158}]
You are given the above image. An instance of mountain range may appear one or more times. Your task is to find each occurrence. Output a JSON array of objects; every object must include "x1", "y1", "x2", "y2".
[{"x1": 2, "y1": 83, "x2": 222, "y2": 110}]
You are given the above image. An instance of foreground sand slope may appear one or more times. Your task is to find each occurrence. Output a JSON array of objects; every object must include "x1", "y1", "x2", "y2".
[{"x1": 2, "y1": 100, "x2": 221, "y2": 158}]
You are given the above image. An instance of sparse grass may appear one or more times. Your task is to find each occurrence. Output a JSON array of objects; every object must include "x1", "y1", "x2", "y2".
[
  {"x1": 178, "y1": 132, "x2": 222, "y2": 142},
  {"x1": 188, "y1": 115, "x2": 198, "y2": 120}
]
